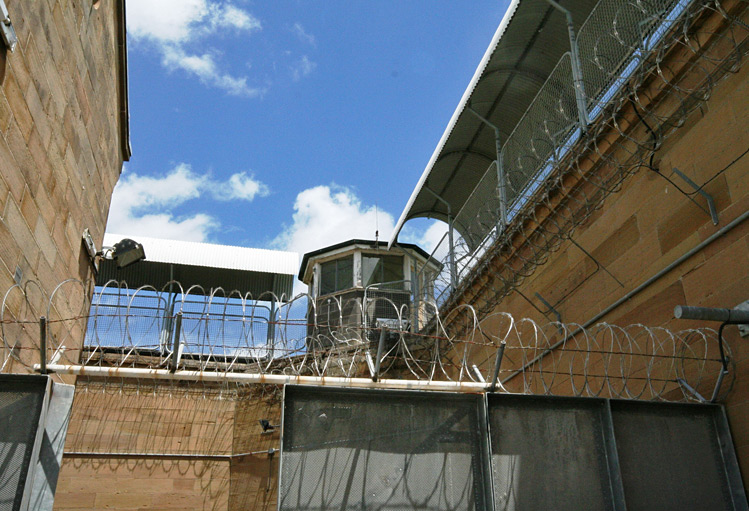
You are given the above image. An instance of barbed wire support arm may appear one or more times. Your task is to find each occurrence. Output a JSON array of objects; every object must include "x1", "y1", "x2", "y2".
[{"x1": 674, "y1": 305, "x2": 749, "y2": 402}]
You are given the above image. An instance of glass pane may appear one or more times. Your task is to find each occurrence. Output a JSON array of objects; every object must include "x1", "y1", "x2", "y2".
[
  {"x1": 383, "y1": 256, "x2": 403, "y2": 284},
  {"x1": 336, "y1": 256, "x2": 353, "y2": 291},
  {"x1": 362, "y1": 256, "x2": 382, "y2": 288},
  {"x1": 320, "y1": 260, "x2": 337, "y2": 295}
]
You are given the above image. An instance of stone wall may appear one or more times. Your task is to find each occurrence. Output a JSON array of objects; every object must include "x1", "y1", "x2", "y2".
[
  {"x1": 0, "y1": 0, "x2": 127, "y2": 373},
  {"x1": 55, "y1": 382, "x2": 283, "y2": 511},
  {"x1": 453, "y1": 3, "x2": 749, "y2": 486}
]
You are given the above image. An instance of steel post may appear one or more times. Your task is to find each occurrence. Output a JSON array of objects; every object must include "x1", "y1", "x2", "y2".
[
  {"x1": 424, "y1": 186, "x2": 457, "y2": 292},
  {"x1": 169, "y1": 312, "x2": 182, "y2": 373},
  {"x1": 544, "y1": 0, "x2": 590, "y2": 129},
  {"x1": 466, "y1": 107, "x2": 508, "y2": 233},
  {"x1": 39, "y1": 316, "x2": 47, "y2": 375}
]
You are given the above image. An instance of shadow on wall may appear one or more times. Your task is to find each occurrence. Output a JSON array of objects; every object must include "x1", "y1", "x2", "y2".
[{"x1": 57, "y1": 381, "x2": 283, "y2": 511}]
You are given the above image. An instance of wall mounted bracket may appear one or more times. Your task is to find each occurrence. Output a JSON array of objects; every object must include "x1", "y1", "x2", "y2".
[
  {"x1": 672, "y1": 167, "x2": 719, "y2": 225},
  {"x1": 0, "y1": 0, "x2": 18, "y2": 52}
]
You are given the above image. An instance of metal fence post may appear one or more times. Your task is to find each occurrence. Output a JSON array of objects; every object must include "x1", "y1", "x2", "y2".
[
  {"x1": 39, "y1": 316, "x2": 47, "y2": 375},
  {"x1": 169, "y1": 312, "x2": 182, "y2": 373},
  {"x1": 544, "y1": 0, "x2": 590, "y2": 129}
]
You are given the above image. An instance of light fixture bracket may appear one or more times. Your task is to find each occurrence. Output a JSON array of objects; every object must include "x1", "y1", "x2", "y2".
[{"x1": 0, "y1": 0, "x2": 18, "y2": 52}]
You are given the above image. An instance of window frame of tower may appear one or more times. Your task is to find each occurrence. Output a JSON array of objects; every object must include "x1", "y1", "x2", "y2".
[
  {"x1": 319, "y1": 256, "x2": 354, "y2": 295},
  {"x1": 362, "y1": 254, "x2": 404, "y2": 289}
]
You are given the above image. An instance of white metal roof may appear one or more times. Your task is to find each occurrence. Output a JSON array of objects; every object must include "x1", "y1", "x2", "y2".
[
  {"x1": 389, "y1": 0, "x2": 599, "y2": 246},
  {"x1": 104, "y1": 233, "x2": 298, "y2": 275},
  {"x1": 99, "y1": 234, "x2": 298, "y2": 298}
]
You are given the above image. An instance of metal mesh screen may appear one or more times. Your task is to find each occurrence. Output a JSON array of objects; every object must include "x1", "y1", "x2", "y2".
[
  {"x1": 487, "y1": 395, "x2": 615, "y2": 511},
  {"x1": 610, "y1": 401, "x2": 736, "y2": 511},
  {"x1": 280, "y1": 390, "x2": 747, "y2": 511},
  {"x1": 279, "y1": 386, "x2": 491, "y2": 511},
  {"x1": 0, "y1": 376, "x2": 46, "y2": 511}
]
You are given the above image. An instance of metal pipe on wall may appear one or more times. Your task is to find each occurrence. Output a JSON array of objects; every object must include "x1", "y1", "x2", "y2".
[
  {"x1": 37, "y1": 364, "x2": 490, "y2": 393},
  {"x1": 503, "y1": 208, "x2": 749, "y2": 383}
]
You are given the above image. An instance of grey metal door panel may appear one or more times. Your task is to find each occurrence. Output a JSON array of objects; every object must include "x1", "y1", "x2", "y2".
[
  {"x1": 278, "y1": 387, "x2": 747, "y2": 511},
  {"x1": 487, "y1": 395, "x2": 615, "y2": 511},
  {"x1": 610, "y1": 400, "x2": 741, "y2": 511},
  {"x1": 279, "y1": 386, "x2": 492, "y2": 511},
  {"x1": 0, "y1": 375, "x2": 47, "y2": 511}
]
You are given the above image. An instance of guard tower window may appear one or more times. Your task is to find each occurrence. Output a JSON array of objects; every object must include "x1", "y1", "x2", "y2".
[
  {"x1": 320, "y1": 256, "x2": 353, "y2": 295},
  {"x1": 362, "y1": 255, "x2": 403, "y2": 289}
]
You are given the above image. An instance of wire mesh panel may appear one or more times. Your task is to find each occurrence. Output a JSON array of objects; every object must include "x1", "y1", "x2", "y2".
[
  {"x1": 279, "y1": 386, "x2": 492, "y2": 511},
  {"x1": 487, "y1": 394, "x2": 616, "y2": 511},
  {"x1": 610, "y1": 401, "x2": 742, "y2": 511},
  {"x1": 0, "y1": 375, "x2": 47, "y2": 511}
]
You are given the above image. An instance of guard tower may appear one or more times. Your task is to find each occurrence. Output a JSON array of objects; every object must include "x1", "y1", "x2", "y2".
[{"x1": 298, "y1": 239, "x2": 442, "y2": 344}]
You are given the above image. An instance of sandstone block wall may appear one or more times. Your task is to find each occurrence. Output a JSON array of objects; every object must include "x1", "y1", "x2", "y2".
[
  {"x1": 0, "y1": 0, "x2": 126, "y2": 373},
  {"x1": 55, "y1": 383, "x2": 283, "y2": 511},
  {"x1": 460, "y1": 17, "x2": 749, "y2": 486}
]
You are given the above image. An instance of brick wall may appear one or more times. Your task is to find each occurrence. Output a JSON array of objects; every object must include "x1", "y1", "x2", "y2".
[{"x1": 0, "y1": 0, "x2": 126, "y2": 373}]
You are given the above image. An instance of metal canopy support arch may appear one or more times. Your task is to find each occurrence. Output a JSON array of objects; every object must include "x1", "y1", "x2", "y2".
[{"x1": 424, "y1": 186, "x2": 457, "y2": 293}]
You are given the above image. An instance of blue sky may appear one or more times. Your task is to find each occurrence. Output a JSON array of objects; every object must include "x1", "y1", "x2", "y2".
[{"x1": 109, "y1": 1, "x2": 509, "y2": 260}]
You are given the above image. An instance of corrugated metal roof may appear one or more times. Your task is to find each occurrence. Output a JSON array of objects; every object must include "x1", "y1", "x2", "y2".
[
  {"x1": 103, "y1": 233, "x2": 298, "y2": 275},
  {"x1": 98, "y1": 234, "x2": 298, "y2": 299},
  {"x1": 390, "y1": 0, "x2": 599, "y2": 246}
]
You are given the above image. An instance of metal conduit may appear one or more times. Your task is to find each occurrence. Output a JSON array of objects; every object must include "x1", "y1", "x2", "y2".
[
  {"x1": 63, "y1": 449, "x2": 276, "y2": 460},
  {"x1": 36, "y1": 364, "x2": 490, "y2": 393},
  {"x1": 503, "y1": 208, "x2": 749, "y2": 384}
]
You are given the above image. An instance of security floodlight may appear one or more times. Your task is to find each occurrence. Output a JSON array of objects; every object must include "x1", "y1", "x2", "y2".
[
  {"x1": 111, "y1": 238, "x2": 146, "y2": 269},
  {"x1": 82, "y1": 230, "x2": 146, "y2": 272},
  {"x1": 0, "y1": 0, "x2": 18, "y2": 52}
]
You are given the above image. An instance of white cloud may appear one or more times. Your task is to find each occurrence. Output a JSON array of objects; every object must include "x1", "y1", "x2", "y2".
[
  {"x1": 272, "y1": 185, "x2": 393, "y2": 257},
  {"x1": 401, "y1": 220, "x2": 449, "y2": 258},
  {"x1": 291, "y1": 22, "x2": 316, "y2": 46},
  {"x1": 107, "y1": 164, "x2": 269, "y2": 242},
  {"x1": 126, "y1": 0, "x2": 207, "y2": 43},
  {"x1": 290, "y1": 55, "x2": 316, "y2": 81},
  {"x1": 161, "y1": 46, "x2": 265, "y2": 97},
  {"x1": 127, "y1": 0, "x2": 262, "y2": 96},
  {"x1": 206, "y1": 4, "x2": 261, "y2": 32},
  {"x1": 212, "y1": 172, "x2": 269, "y2": 201}
]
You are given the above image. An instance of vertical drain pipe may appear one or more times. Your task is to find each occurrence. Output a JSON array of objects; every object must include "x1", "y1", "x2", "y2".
[{"x1": 544, "y1": 0, "x2": 590, "y2": 130}]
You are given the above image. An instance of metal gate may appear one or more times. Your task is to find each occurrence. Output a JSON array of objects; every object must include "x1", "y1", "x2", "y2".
[
  {"x1": 0, "y1": 375, "x2": 74, "y2": 511},
  {"x1": 279, "y1": 387, "x2": 747, "y2": 511}
]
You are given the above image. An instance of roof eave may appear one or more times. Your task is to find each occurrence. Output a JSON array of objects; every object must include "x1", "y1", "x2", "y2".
[{"x1": 116, "y1": 0, "x2": 131, "y2": 163}]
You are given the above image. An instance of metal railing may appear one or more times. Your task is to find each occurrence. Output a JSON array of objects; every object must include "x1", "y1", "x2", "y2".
[{"x1": 430, "y1": 0, "x2": 748, "y2": 313}]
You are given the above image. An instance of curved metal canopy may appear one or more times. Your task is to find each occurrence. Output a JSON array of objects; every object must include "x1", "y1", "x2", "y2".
[{"x1": 390, "y1": 0, "x2": 598, "y2": 246}]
